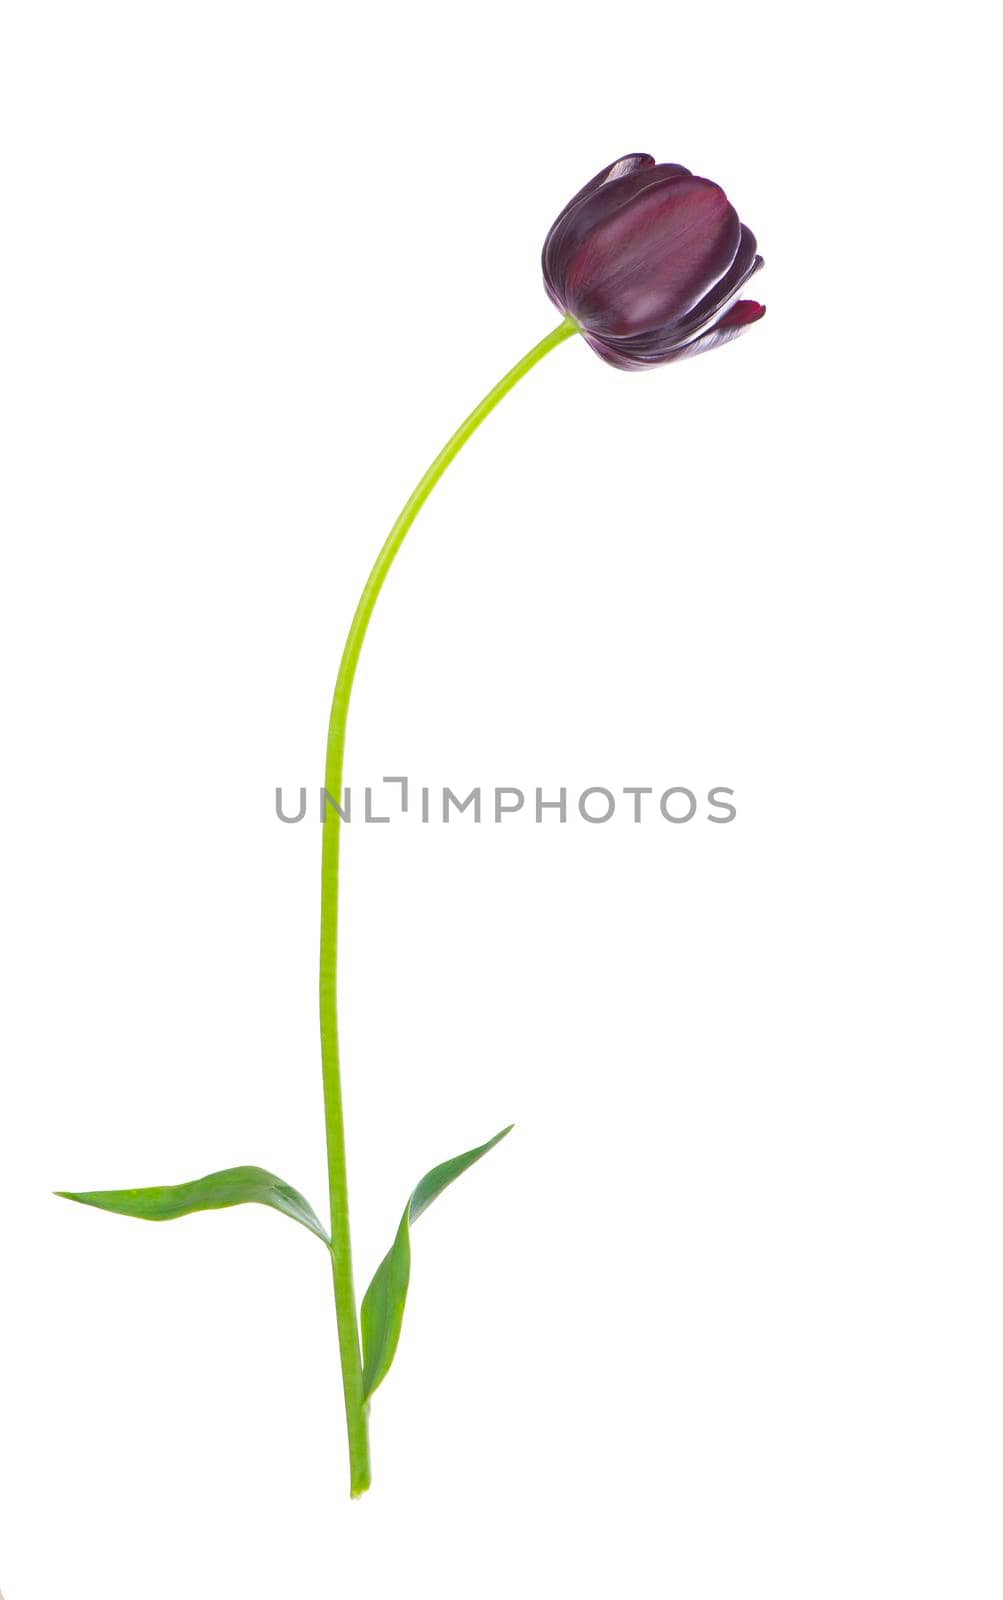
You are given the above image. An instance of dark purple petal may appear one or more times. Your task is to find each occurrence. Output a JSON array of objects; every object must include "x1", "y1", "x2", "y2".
[
  {"x1": 587, "y1": 299, "x2": 766, "y2": 370},
  {"x1": 548, "y1": 154, "x2": 655, "y2": 236},
  {"x1": 672, "y1": 225, "x2": 762, "y2": 340},
  {"x1": 667, "y1": 299, "x2": 766, "y2": 361},
  {"x1": 543, "y1": 161, "x2": 691, "y2": 304},
  {"x1": 542, "y1": 154, "x2": 655, "y2": 291}
]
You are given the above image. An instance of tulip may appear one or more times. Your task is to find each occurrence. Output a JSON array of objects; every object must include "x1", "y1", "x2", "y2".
[
  {"x1": 543, "y1": 153, "x2": 765, "y2": 369},
  {"x1": 61, "y1": 151, "x2": 767, "y2": 1503}
]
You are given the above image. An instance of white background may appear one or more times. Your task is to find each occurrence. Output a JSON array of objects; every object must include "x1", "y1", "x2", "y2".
[{"x1": 1, "y1": 1, "x2": 1000, "y2": 1596}]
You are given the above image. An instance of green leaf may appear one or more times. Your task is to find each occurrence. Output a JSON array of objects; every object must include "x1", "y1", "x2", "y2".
[
  {"x1": 56, "y1": 1165, "x2": 330, "y2": 1244},
  {"x1": 360, "y1": 1124, "x2": 512, "y2": 1401}
]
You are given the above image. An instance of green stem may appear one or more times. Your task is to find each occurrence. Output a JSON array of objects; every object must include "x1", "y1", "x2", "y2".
[{"x1": 319, "y1": 314, "x2": 579, "y2": 1496}]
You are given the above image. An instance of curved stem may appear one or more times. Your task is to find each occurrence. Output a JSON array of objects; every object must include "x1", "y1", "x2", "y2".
[{"x1": 319, "y1": 315, "x2": 579, "y2": 1496}]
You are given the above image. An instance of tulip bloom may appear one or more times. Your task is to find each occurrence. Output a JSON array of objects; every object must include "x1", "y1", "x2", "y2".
[
  {"x1": 543, "y1": 153, "x2": 765, "y2": 369},
  {"x1": 61, "y1": 152, "x2": 766, "y2": 1502}
]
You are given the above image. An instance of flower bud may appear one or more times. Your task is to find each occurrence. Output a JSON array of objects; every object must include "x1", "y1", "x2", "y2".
[{"x1": 543, "y1": 154, "x2": 765, "y2": 370}]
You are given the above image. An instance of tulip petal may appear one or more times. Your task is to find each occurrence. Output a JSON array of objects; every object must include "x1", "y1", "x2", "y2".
[
  {"x1": 584, "y1": 299, "x2": 765, "y2": 370},
  {"x1": 543, "y1": 154, "x2": 654, "y2": 290},
  {"x1": 672, "y1": 298, "x2": 766, "y2": 358},
  {"x1": 550, "y1": 153, "x2": 655, "y2": 231},
  {"x1": 543, "y1": 161, "x2": 691, "y2": 305},
  {"x1": 674, "y1": 225, "x2": 763, "y2": 339}
]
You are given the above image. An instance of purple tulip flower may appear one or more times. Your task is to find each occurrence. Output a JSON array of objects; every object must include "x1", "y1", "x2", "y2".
[
  {"x1": 543, "y1": 154, "x2": 765, "y2": 370},
  {"x1": 60, "y1": 152, "x2": 769, "y2": 1505}
]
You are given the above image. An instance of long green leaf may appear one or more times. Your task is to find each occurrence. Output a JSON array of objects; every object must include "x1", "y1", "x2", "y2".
[
  {"x1": 56, "y1": 1165, "x2": 330, "y2": 1244},
  {"x1": 360, "y1": 1124, "x2": 512, "y2": 1401}
]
